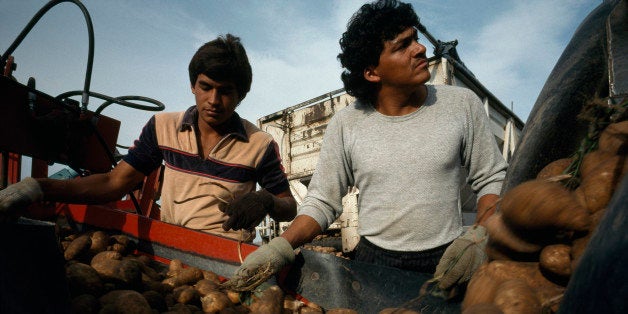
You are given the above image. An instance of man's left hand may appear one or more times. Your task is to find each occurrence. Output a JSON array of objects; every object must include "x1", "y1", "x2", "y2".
[
  {"x1": 221, "y1": 190, "x2": 274, "y2": 231},
  {"x1": 222, "y1": 237, "x2": 295, "y2": 291},
  {"x1": 434, "y1": 225, "x2": 488, "y2": 290}
]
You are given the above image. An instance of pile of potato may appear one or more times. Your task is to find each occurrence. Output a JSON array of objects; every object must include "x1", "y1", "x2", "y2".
[
  {"x1": 62, "y1": 229, "x2": 239, "y2": 313},
  {"x1": 463, "y1": 120, "x2": 628, "y2": 313},
  {"x1": 60, "y1": 228, "x2": 367, "y2": 313}
]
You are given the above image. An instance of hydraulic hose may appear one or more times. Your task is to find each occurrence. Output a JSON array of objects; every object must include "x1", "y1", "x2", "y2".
[{"x1": 1, "y1": 0, "x2": 95, "y2": 115}]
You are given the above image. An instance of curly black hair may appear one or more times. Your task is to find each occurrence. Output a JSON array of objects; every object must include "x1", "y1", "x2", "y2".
[
  {"x1": 338, "y1": 0, "x2": 420, "y2": 103},
  {"x1": 188, "y1": 34, "x2": 253, "y2": 102}
]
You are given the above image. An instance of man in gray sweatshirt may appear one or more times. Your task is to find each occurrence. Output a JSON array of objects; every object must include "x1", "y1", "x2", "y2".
[{"x1": 227, "y1": 0, "x2": 507, "y2": 292}]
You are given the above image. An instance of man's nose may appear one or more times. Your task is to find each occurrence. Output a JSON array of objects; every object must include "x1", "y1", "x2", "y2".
[
  {"x1": 207, "y1": 89, "x2": 220, "y2": 105},
  {"x1": 412, "y1": 41, "x2": 426, "y2": 56}
]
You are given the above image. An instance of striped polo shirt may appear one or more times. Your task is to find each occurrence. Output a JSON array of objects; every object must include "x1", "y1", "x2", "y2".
[{"x1": 124, "y1": 106, "x2": 290, "y2": 241}]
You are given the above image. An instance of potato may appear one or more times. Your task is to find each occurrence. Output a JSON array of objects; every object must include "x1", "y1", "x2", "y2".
[
  {"x1": 194, "y1": 278, "x2": 220, "y2": 296},
  {"x1": 109, "y1": 234, "x2": 134, "y2": 254},
  {"x1": 89, "y1": 231, "x2": 110, "y2": 255},
  {"x1": 202, "y1": 269, "x2": 222, "y2": 284},
  {"x1": 539, "y1": 244, "x2": 572, "y2": 279},
  {"x1": 99, "y1": 290, "x2": 152, "y2": 314},
  {"x1": 493, "y1": 279, "x2": 542, "y2": 314},
  {"x1": 248, "y1": 285, "x2": 284, "y2": 314},
  {"x1": 378, "y1": 308, "x2": 420, "y2": 313},
  {"x1": 167, "y1": 302, "x2": 202, "y2": 313},
  {"x1": 226, "y1": 289, "x2": 241, "y2": 304},
  {"x1": 598, "y1": 120, "x2": 628, "y2": 154},
  {"x1": 70, "y1": 294, "x2": 99, "y2": 314},
  {"x1": 483, "y1": 212, "x2": 542, "y2": 254},
  {"x1": 64, "y1": 234, "x2": 92, "y2": 261},
  {"x1": 91, "y1": 250, "x2": 122, "y2": 264},
  {"x1": 482, "y1": 261, "x2": 565, "y2": 305},
  {"x1": 90, "y1": 251, "x2": 122, "y2": 281},
  {"x1": 110, "y1": 234, "x2": 131, "y2": 247},
  {"x1": 462, "y1": 303, "x2": 504, "y2": 314},
  {"x1": 65, "y1": 262, "x2": 104, "y2": 297},
  {"x1": 536, "y1": 158, "x2": 573, "y2": 180},
  {"x1": 142, "y1": 277, "x2": 172, "y2": 295},
  {"x1": 173, "y1": 285, "x2": 200, "y2": 304},
  {"x1": 90, "y1": 252, "x2": 142, "y2": 288},
  {"x1": 576, "y1": 153, "x2": 628, "y2": 213},
  {"x1": 579, "y1": 150, "x2": 616, "y2": 177},
  {"x1": 462, "y1": 263, "x2": 504, "y2": 310},
  {"x1": 167, "y1": 259, "x2": 184, "y2": 276},
  {"x1": 326, "y1": 309, "x2": 359, "y2": 314},
  {"x1": 200, "y1": 290, "x2": 233, "y2": 313},
  {"x1": 283, "y1": 294, "x2": 303, "y2": 312},
  {"x1": 124, "y1": 255, "x2": 161, "y2": 281},
  {"x1": 163, "y1": 266, "x2": 204, "y2": 288},
  {"x1": 300, "y1": 307, "x2": 325, "y2": 313},
  {"x1": 500, "y1": 179, "x2": 591, "y2": 231},
  {"x1": 142, "y1": 290, "x2": 168, "y2": 312}
]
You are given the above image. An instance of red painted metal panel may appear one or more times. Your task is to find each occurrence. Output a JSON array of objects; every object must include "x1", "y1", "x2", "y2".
[
  {"x1": 0, "y1": 76, "x2": 120, "y2": 173},
  {"x1": 0, "y1": 152, "x2": 21, "y2": 188},
  {"x1": 49, "y1": 203, "x2": 258, "y2": 264}
]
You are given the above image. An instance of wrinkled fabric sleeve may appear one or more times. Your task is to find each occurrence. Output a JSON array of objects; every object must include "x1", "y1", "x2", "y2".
[
  {"x1": 256, "y1": 140, "x2": 291, "y2": 195},
  {"x1": 123, "y1": 116, "x2": 164, "y2": 176},
  {"x1": 297, "y1": 113, "x2": 354, "y2": 231},
  {"x1": 462, "y1": 92, "x2": 508, "y2": 198}
]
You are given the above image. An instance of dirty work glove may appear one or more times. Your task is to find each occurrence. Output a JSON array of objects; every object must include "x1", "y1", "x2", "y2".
[
  {"x1": 0, "y1": 177, "x2": 43, "y2": 223},
  {"x1": 434, "y1": 225, "x2": 488, "y2": 290},
  {"x1": 222, "y1": 237, "x2": 295, "y2": 291},
  {"x1": 221, "y1": 190, "x2": 274, "y2": 231}
]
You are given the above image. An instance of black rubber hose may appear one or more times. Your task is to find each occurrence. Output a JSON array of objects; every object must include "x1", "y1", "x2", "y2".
[{"x1": 1, "y1": 0, "x2": 95, "y2": 115}]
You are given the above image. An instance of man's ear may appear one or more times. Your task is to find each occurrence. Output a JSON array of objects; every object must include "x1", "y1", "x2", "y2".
[{"x1": 363, "y1": 66, "x2": 380, "y2": 83}]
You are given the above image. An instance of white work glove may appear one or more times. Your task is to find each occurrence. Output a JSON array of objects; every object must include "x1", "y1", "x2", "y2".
[
  {"x1": 222, "y1": 237, "x2": 295, "y2": 292},
  {"x1": 0, "y1": 177, "x2": 43, "y2": 223},
  {"x1": 434, "y1": 225, "x2": 488, "y2": 290}
]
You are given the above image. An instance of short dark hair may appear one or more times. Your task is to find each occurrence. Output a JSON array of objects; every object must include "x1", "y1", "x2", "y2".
[
  {"x1": 188, "y1": 34, "x2": 253, "y2": 102},
  {"x1": 338, "y1": 0, "x2": 420, "y2": 103}
]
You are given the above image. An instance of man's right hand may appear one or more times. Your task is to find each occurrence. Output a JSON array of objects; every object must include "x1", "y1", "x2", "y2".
[
  {"x1": 0, "y1": 177, "x2": 43, "y2": 223},
  {"x1": 222, "y1": 237, "x2": 295, "y2": 292}
]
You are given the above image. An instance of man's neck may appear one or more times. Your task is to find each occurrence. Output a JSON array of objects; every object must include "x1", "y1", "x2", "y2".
[
  {"x1": 374, "y1": 84, "x2": 428, "y2": 116},
  {"x1": 197, "y1": 117, "x2": 230, "y2": 138}
]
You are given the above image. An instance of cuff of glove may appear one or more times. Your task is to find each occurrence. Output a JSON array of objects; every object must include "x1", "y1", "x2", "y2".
[
  {"x1": 461, "y1": 225, "x2": 488, "y2": 246},
  {"x1": 268, "y1": 237, "x2": 295, "y2": 263},
  {"x1": 21, "y1": 177, "x2": 44, "y2": 202}
]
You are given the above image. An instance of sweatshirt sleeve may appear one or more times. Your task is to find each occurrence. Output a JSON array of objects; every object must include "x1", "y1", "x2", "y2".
[
  {"x1": 462, "y1": 91, "x2": 508, "y2": 198},
  {"x1": 297, "y1": 112, "x2": 355, "y2": 231}
]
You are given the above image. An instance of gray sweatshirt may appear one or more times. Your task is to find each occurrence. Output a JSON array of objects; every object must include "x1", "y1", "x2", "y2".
[{"x1": 298, "y1": 84, "x2": 507, "y2": 251}]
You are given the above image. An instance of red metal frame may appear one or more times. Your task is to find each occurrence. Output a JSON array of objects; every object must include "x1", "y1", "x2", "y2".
[
  {"x1": 0, "y1": 152, "x2": 21, "y2": 187},
  {"x1": 1, "y1": 56, "x2": 22, "y2": 187},
  {"x1": 27, "y1": 202, "x2": 258, "y2": 264}
]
